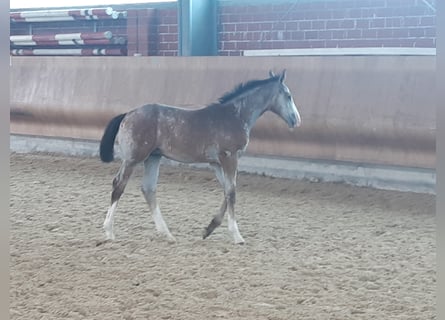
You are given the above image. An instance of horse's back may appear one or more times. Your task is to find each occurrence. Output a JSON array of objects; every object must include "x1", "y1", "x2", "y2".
[{"x1": 117, "y1": 103, "x2": 249, "y2": 164}]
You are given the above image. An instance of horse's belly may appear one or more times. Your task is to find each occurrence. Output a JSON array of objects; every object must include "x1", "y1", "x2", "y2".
[
  {"x1": 159, "y1": 143, "x2": 224, "y2": 164},
  {"x1": 159, "y1": 144, "x2": 210, "y2": 164},
  {"x1": 158, "y1": 123, "x2": 248, "y2": 164}
]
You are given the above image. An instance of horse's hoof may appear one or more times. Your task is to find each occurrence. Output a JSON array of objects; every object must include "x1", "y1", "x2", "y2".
[
  {"x1": 96, "y1": 239, "x2": 112, "y2": 246},
  {"x1": 234, "y1": 236, "x2": 245, "y2": 245},
  {"x1": 104, "y1": 232, "x2": 115, "y2": 241},
  {"x1": 202, "y1": 227, "x2": 212, "y2": 239}
]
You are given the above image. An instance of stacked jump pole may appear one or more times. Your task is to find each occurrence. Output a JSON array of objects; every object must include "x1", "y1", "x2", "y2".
[
  {"x1": 10, "y1": 7, "x2": 126, "y2": 22},
  {"x1": 10, "y1": 7, "x2": 128, "y2": 56}
]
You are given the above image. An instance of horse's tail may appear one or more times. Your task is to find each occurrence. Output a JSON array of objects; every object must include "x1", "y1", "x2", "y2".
[{"x1": 100, "y1": 113, "x2": 126, "y2": 163}]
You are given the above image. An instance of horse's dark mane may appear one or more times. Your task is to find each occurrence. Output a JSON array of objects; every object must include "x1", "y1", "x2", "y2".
[{"x1": 216, "y1": 76, "x2": 279, "y2": 105}]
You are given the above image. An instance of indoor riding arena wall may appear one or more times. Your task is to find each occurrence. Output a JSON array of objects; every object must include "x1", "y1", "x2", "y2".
[{"x1": 10, "y1": 55, "x2": 435, "y2": 169}]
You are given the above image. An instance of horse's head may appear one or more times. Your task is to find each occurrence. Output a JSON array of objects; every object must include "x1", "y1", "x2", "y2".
[{"x1": 269, "y1": 70, "x2": 301, "y2": 128}]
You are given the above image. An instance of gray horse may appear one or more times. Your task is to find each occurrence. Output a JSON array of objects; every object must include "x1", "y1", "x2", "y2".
[{"x1": 99, "y1": 70, "x2": 301, "y2": 244}]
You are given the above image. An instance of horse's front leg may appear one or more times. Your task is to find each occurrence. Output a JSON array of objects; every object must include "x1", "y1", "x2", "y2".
[
  {"x1": 203, "y1": 164, "x2": 227, "y2": 239},
  {"x1": 225, "y1": 182, "x2": 245, "y2": 244},
  {"x1": 220, "y1": 154, "x2": 245, "y2": 244}
]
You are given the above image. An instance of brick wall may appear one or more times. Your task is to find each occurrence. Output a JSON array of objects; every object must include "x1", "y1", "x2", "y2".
[
  {"x1": 10, "y1": 0, "x2": 435, "y2": 56},
  {"x1": 218, "y1": 0, "x2": 436, "y2": 56}
]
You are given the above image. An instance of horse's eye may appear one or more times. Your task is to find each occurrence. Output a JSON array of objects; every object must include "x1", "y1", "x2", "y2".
[{"x1": 287, "y1": 94, "x2": 292, "y2": 100}]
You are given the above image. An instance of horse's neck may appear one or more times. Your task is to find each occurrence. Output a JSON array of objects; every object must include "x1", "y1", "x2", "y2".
[{"x1": 237, "y1": 92, "x2": 271, "y2": 132}]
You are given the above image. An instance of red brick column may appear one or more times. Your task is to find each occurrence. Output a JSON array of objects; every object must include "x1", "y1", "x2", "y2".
[
  {"x1": 127, "y1": 8, "x2": 157, "y2": 56},
  {"x1": 126, "y1": 9, "x2": 138, "y2": 55}
]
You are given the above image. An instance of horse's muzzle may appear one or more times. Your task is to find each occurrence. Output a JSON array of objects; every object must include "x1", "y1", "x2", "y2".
[{"x1": 288, "y1": 114, "x2": 301, "y2": 128}]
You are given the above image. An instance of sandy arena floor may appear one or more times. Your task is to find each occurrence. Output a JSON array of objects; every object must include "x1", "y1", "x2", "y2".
[{"x1": 10, "y1": 153, "x2": 435, "y2": 320}]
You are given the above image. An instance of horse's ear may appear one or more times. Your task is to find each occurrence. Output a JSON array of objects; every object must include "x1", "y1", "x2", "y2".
[
  {"x1": 279, "y1": 69, "x2": 287, "y2": 83},
  {"x1": 269, "y1": 70, "x2": 276, "y2": 78}
]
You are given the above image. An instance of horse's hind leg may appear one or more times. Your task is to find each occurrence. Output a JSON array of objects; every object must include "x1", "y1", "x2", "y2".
[
  {"x1": 103, "y1": 160, "x2": 135, "y2": 240},
  {"x1": 141, "y1": 155, "x2": 176, "y2": 243}
]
